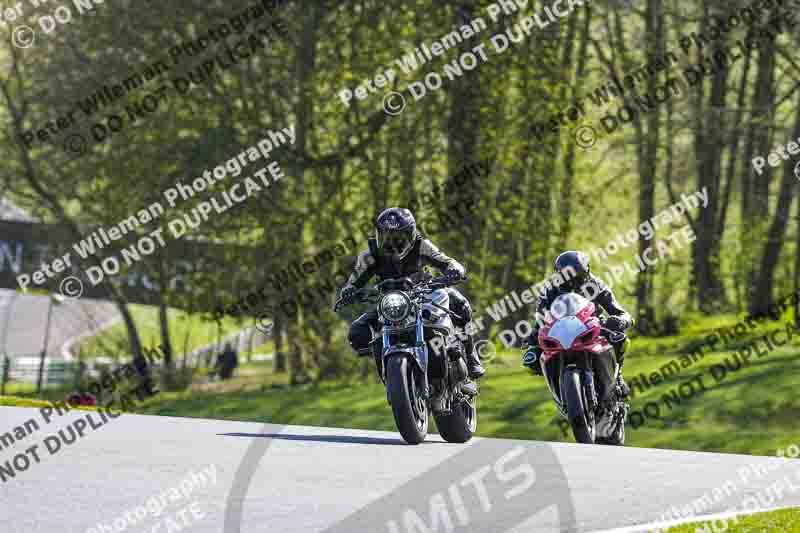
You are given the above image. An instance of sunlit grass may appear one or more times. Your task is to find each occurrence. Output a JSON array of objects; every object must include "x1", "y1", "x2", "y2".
[
  {"x1": 75, "y1": 304, "x2": 251, "y2": 361},
  {"x1": 664, "y1": 508, "x2": 800, "y2": 532}
]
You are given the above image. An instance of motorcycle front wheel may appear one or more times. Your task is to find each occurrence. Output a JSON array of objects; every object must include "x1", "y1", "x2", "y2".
[
  {"x1": 562, "y1": 367, "x2": 596, "y2": 444},
  {"x1": 387, "y1": 356, "x2": 428, "y2": 444},
  {"x1": 434, "y1": 395, "x2": 477, "y2": 443}
]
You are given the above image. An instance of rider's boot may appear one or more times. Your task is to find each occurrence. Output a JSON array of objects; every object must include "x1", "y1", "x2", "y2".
[
  {"x1": 616, "y1": 372, "x2": 630, "y2": 399},
  {"x1": 614, "y1": 340, "x2": 630, "y2": 398},
  {"x1": 463, "y1": 336, "x2": 485, "y2": 379},
  {"x1": 466, "y1": 354, "x2": 485, "y2": 379}
]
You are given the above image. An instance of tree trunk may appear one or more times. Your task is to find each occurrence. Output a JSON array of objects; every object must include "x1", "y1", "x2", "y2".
[
  {"x1": 114, "y1": 301, "x2": 148, "y2": 378},
  {"x1": 725, "y1": 45, "x2": 753, "y2": 309},
  {"x1": 745, "y1": 29, "x2": 778, "y2": 305},
  {"x1": 635, "y1": 0, "x2": 663, "y2": 333},
  {"x1": 287, "y1": 1, "x2": 321, "y2": 385},
  {"x1": 750, "y1": 91, "x2": 800, "y2": 314},
  {"x1": 158, "y1": 297, "x2": 174, "y2": 386},
  {"x1": 689, "y1": 7, "x2": 729, "y2": 312},
  {"x1": 447, "y1": 6, "x2": 482, "y2": 175}
]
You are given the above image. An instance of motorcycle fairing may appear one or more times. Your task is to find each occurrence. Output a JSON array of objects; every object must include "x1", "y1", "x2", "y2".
[
  {"x1": 540, "y1": 306, "x2": 610, "y2": 362},
  {"x1": 537, "y1": 291, "x2": 625, "y2": 440}
]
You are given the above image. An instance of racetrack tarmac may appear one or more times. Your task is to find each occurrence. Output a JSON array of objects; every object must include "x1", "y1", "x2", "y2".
[
  {"x1": 0, "y1": 290, "x2": 118, "y2": 358},
  {"x1": 1, "y1": 407, "x2": 798, "y2": 532}
]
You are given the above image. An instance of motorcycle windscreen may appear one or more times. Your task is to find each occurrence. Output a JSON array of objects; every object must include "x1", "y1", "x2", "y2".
[
  {"x1": 549, "y1": 292, "x2": 591, "y2": 320},
  {"x1": 548, "y1": 316, "x2": 589, "y2": 350}
]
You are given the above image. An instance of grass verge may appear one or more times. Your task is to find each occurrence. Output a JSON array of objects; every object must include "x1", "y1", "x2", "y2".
[
  {"x1": 664, "y1": 507, "x2": 800, "y2": 532},
  {"x1": 75, "y1": 304, "x2": 249, "y2": 360}
]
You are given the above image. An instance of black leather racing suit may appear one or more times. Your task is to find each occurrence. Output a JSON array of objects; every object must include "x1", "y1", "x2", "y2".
[
  {"x1": 526, "y1": 274, "x2": 633, "y2": 366},
  {"x1": 340, "y1": 237, "x2": 475, "y2": 361}
]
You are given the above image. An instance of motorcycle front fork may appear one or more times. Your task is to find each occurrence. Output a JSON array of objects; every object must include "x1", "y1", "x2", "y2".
[{"x1": 373, "y1": 354, "x2": 384, "y2": 383}]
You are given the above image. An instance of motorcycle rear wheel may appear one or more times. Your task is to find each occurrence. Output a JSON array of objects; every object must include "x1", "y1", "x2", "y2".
[
  {"x1": 387, "y1": 356, "x2": 428, "y2": 444},
  {"x1": 562, "y1": 367, "x2": 596, "y2": 444},
  {"x1": 434, "y1": 395, "x2": 477, "y2": 443}
]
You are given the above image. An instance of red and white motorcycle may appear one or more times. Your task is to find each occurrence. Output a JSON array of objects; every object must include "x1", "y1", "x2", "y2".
[{"x1": 537, "y1": 293, "x2": 628, "y2": 445}]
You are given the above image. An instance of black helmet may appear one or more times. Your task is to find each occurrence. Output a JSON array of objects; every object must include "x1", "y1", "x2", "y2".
[
  {"x1": 376, "y1": 207, "x2": 418, "y2": 260},
  {"x1": 554, "y1": 250, "x2": 590, "y2": 292}
]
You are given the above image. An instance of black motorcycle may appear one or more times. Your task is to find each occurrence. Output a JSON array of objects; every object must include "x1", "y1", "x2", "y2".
[{"x1": 335, "y1": 275, "x2": 478, "y2": 444}]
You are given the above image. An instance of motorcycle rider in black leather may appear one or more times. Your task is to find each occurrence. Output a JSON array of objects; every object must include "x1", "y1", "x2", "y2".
[
  {"x1": 521, "y1": 251, "x2": 632, "y2": 397},
  {"x1": 335, "y1": 207, "x2": 486, "y2": 379}
]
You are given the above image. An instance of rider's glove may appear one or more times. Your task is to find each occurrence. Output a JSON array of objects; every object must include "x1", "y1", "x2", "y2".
[
  {"x1": 522, "y1": 346, "x2": 544, "y2": 375},
  {"x1": 334, "y1": 286, "x2": 357, "y2": 312},
  {"x1": 603, "y1": 316, "x2": 626, "y2": 332},
  {"x1": 444, "y1": 267, "x2": 464, "y2": 282}
]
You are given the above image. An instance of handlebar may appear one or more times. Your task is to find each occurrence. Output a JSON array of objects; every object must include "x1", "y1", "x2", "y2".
[
  {"x1": 334, "y1": 287, "x2": 378, "y2": 311},
  {"x1": 426, "y1": 274, "x2": 466, "y2": 290},
  {"x1": 601, "y1": 327, "x2": 627, "y2": 343},
  {"x1": 333, "y1": 274, "x2": 466, "y2": 311}
]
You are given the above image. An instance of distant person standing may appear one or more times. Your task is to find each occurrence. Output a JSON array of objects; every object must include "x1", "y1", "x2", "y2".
[{"x1": 216, "y1": 343, "x2": 239, "y2": 380}]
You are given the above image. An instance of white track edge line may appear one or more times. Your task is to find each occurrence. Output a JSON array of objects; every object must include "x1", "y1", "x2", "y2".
[{"x1": 588, "y1": 504, "x2": 796, "y2": 533}]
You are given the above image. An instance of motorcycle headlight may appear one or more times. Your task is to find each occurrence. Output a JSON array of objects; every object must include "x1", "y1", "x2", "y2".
[{"x1": 378, "y1": 291, "x2": 412, "y2": 323}]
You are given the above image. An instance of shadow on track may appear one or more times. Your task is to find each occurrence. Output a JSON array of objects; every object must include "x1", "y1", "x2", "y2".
[{"x1": 218, "y1": 432, "x2": 448, "y2": 445}]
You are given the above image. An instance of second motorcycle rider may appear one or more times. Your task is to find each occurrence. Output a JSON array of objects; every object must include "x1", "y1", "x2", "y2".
[{"x1": 522, "y1": 250, "x2": 633, "y2": 396}]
